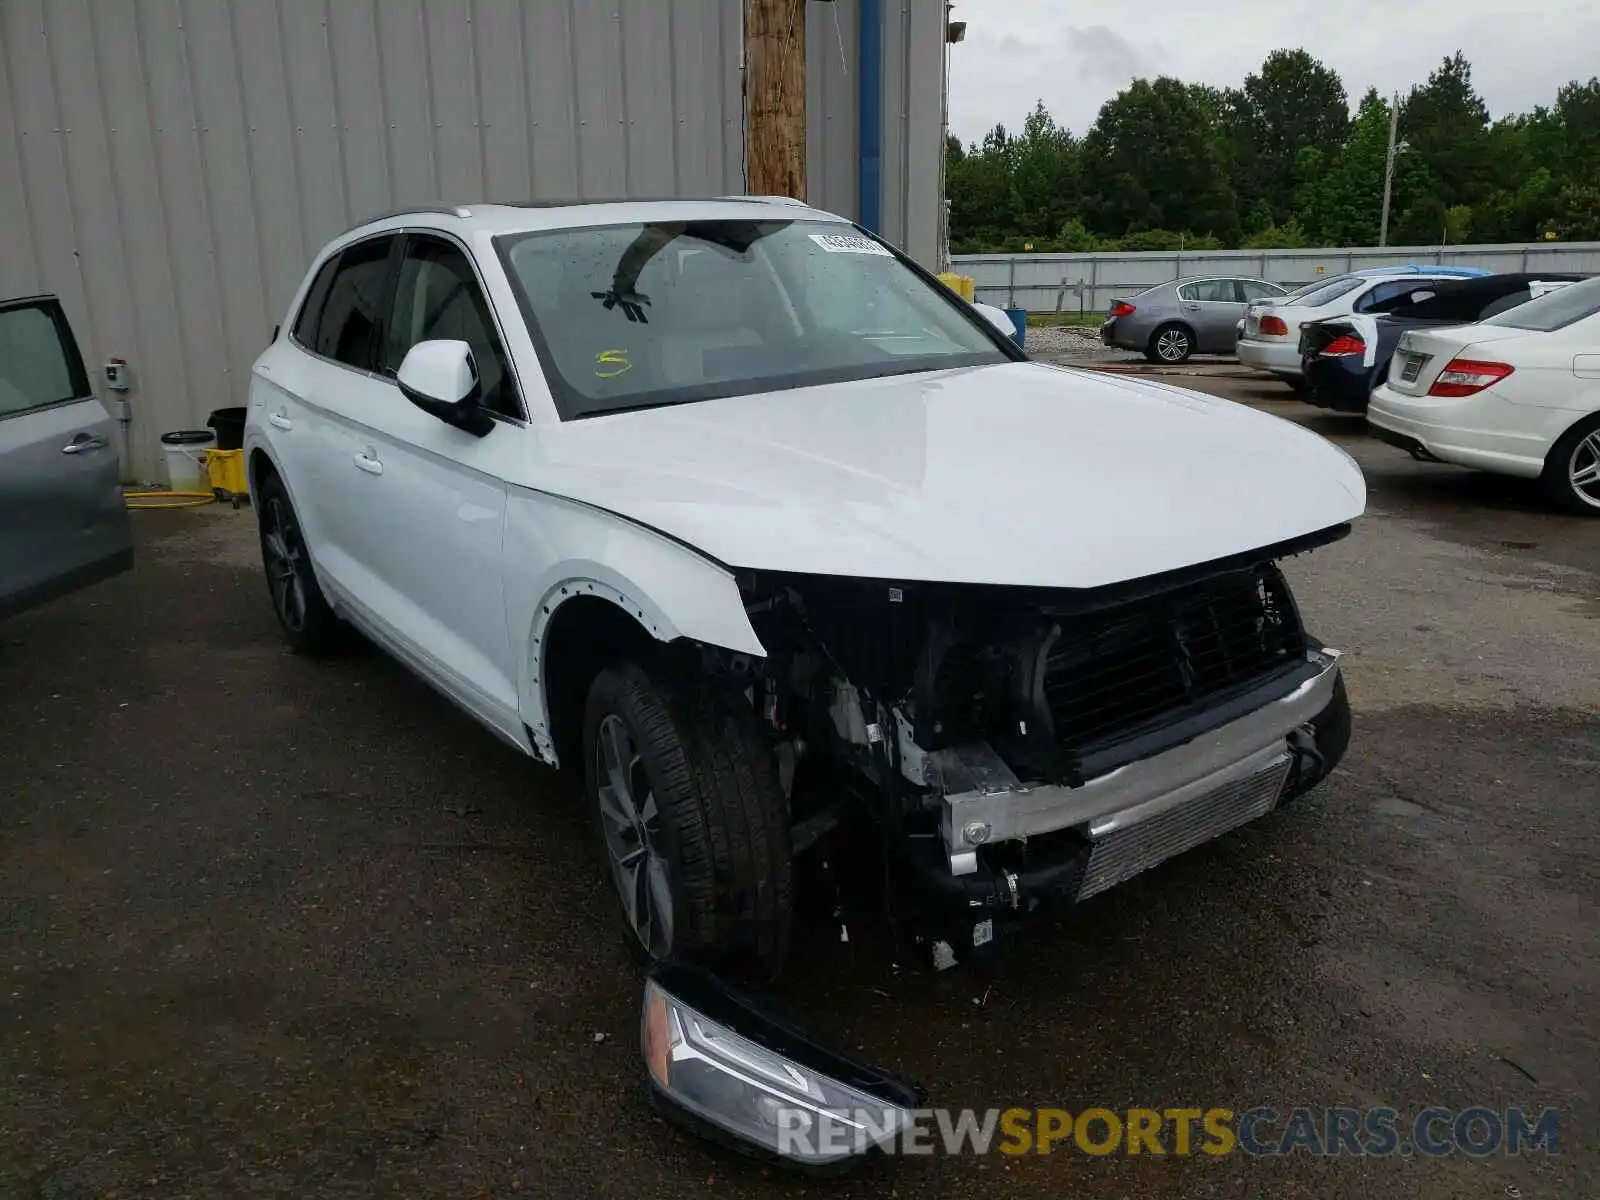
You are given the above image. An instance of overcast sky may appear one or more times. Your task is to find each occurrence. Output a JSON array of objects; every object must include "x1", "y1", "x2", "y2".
[{"x1": 947, "y1": 0, "x2": 1600, "y2": 144}]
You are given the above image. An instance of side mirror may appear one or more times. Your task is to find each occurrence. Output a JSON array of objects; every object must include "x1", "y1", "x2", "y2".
[
  {"x1": 972, "y1": 301, "x2": 1020, "y2": 344},
  {"x1": 396, "y1": 340, "x2": 493, "y2": 437}
]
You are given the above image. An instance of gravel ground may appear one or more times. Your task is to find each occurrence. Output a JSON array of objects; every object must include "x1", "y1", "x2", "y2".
[
  {"x1": 2, "y1": 376, "x2": 1597, "y2": 1198},
  {"x1": 1019, "y1": 324, "x2": 1108, "y2": 357}
]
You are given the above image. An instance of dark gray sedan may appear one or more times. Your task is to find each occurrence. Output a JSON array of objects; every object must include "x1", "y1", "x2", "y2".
[{"x1": 1101, "y1": 276, "x2": 1287, "y2": 363}]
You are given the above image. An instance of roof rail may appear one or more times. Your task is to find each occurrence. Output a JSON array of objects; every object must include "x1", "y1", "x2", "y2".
[
  {"x1": 715, "y1": 194, "x2": 811, "y2": 207},
  {"x1": 487, "y1": 196, "x2": 810, "y2": 209},
  {"x1": 345, "y1": 204, "x2": 470, "y2": 232}
]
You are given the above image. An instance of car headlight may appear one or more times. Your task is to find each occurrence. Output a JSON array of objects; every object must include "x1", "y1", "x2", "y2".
[{"x1": 642, "y1": 971, "x2": 919, "y2": 1169}]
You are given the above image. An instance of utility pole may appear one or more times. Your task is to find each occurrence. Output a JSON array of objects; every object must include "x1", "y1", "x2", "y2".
[
  {"x1": 745, "y1": 0, "x2": 808, "y2": 199},
  {"x1": 1379, "y1": 91, "x2": 1400, "y2": 247}
]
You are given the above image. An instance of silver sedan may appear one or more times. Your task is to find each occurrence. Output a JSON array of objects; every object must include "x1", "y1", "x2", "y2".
[{"x1": 1101, "y1": 276, "x2": 1287, "y2": 363}]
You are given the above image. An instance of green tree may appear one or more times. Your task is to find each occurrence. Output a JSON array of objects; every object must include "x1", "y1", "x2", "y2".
[
  {"x1": 1296, "y1": 89, "x2": 1404, "y2": 245},
  {"x1": 1547, "y1": 182, "x2": 1600, "y2": 239},
  {"x1": 1011, "y1": 102, "x2": 1080, "y2": 243},
  {"x1": 1232, "y1": 50, "x2": 1350, "y2": 226},
  {"x1": 1554, "y1": 78, "x2": 1600, "y2": 185},
  {"x1": 1078, "y1": 77, "x2": 1240, "y2": 242},
  {"x1": 947, "y1": 124, "x2": 1019, "y2": 251},
  {"x1": 1055, "y1": 218, "x2": 1102, "y2": 252},
  {"x1": 1400, "y1": 52, "x2": 1490, "y2": 207},
  {"x1": 1241, "y1": 220, "x2": 1311, "y2": 249},
  {"x1": 942, "y1": 59, "x2": 1600, "y2": 253}
]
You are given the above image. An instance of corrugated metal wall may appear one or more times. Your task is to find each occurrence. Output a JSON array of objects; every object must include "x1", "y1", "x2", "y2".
[{"x1": 0, "y1": 0, "x2": 946, "y2": 480}]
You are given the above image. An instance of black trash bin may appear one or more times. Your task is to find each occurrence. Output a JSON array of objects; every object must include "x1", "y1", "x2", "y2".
[{"x1": 207, "y1": 407, "x2": 247, "y2": 451}]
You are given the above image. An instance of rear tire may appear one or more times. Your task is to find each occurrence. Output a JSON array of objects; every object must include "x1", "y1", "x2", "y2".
[
  {"x1": 256, "y1": 473, "x2": 345, "y2": 655},
  {"x1": 1540, "y1": 413, "x2": 1600, "y2": 515},
  {"x1": 1146, "y1": 323, "x2": 1194, "y2": 364},
  {"x1": 1285, "y1": 375, "x2": 1312, "y2": 396},
  {"x1": 582, "y1": 661, "x2": 793, "y2": 981}
]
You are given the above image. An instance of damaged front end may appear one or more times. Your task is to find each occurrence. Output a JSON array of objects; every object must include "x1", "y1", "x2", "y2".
[
  {"x1": 733, "y1": 524, "x2": 1352, "y2": 948},
  {"x1": 640, "y1": 526, "x2": 1353, "y2": 1170}
]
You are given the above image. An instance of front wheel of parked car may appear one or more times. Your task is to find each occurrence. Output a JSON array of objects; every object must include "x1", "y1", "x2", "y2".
[
  {"x1": 1146, "y1": 323, "x2": 1194, "y2": 364},
  {"x1": 582, "y1": 661, "x2": 793, "y2": 981},
  {"x1": 256, "y1": 473, "x2": 345, "y2": 654},
  {"x1": 1542, "y1": 414, "x2": 1600, "y2": 516}
]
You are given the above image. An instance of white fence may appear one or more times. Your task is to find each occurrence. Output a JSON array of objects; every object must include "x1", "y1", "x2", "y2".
[{"x1": 952, "y1": 242, "x2": 1600, "y2": 314}]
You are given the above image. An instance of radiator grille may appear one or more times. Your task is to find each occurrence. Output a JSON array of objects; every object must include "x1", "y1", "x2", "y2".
[
  {"x1": 1077, "y1": 756, "x2": 1292, "y2": 900},
  {"x1": 1043, "y1": 566, "x2": 1304, "y2": 763}
]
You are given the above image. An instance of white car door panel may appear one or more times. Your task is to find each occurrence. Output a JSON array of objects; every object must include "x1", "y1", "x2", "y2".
[
  {"x1": 324, "y1": 388, "x2": 521, "y2": 740},
  {"x1": 310, "y1": 230, "x2": 531, "y2": 743}
]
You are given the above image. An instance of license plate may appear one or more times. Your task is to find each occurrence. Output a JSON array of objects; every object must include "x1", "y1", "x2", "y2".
[{"x1": 1400, "y1": 353, "x2": 1425, "y2": 383}]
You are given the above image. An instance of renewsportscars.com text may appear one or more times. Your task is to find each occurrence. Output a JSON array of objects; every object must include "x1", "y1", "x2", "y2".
[{"x1": 775, "y1": 1106, "x2": 1561, "y2": 1159}]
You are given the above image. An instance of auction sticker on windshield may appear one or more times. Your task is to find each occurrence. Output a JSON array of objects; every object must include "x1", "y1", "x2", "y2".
[{"x1": 810, "y1": 233, "x2": 893, "y2": 256}]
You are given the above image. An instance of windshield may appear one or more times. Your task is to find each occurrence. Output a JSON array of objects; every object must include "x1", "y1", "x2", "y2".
[
  {"x1": 495, "y1": 220, "x2": 1010, "y2": 418},
  {"x1": 1482, "y1": 274, "x2": 1600, "y2": 332}
]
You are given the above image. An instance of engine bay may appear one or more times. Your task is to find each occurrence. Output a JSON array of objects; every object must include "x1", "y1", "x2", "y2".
[{"x1": 717, "y1": 526, "x2": 1352, "y2": 941}]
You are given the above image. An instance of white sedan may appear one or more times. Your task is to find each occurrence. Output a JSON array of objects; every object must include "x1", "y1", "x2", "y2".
[
  {"x1": 1238, "y1": 268, "x2": 1484, "y2": 389},
  {"x1": 1368, "y1": 274, "x2": 1600, "y2": 513}
]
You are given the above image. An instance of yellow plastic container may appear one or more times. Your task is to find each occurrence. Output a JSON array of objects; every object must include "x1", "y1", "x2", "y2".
[
  {"x1": 204, "y1": 448, "x2": 249, "y2": 502},
  {"x1": 937, "y1": 272, "x2": 976, "y2": 303}
]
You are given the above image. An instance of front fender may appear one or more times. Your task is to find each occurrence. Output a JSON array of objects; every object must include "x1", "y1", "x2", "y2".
[{"x1": 503, "y1": 489, "x2": 765, "y2": 759}]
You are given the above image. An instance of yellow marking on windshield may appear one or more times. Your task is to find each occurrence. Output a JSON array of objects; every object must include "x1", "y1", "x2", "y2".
[{"x1": 596, "y1": 348, "x2": 632, "y2": 379}]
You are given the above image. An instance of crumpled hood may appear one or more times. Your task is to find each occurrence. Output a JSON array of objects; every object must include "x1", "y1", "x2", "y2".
[{"x1": 532, "y1": 362, "x2": 1366, "y2": 589}]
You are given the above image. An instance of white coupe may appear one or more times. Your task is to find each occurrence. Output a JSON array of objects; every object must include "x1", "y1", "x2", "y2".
[{"x1": 1369, "y1": 274, "x2": 1600, "y2": 513}]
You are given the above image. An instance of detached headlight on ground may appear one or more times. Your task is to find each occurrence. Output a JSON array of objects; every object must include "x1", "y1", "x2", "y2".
[{"x1": 642, "y1": 969, "x2": 920, "y2": 1169}]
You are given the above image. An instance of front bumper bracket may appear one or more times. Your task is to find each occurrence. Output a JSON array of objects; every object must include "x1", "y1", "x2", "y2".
[{"x1": 936, "y1": 649, "x2": 1343, "y2": 875}]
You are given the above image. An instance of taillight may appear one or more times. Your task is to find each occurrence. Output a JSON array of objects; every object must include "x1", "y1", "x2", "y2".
[
  {"x1": 1110, "y1": 302, "x2": 1136, "y2": 318},
  {"x1": 1428, "y1": 358, "x2": 1515, "y2": 397},
  {"x1": 1259, "y1": 315, "x2": 1289, "y2": 336},
  {"x1": 1320, "y1": 334, "x2": 1365, "y2": 357}
]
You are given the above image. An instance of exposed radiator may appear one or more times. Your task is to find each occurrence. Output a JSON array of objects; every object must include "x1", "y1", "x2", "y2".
[{"x1": 1076, "y1": 755, "x2": 1293, "y2": 900}]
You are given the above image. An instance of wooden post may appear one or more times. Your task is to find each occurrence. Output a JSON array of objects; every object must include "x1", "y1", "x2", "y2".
[{"x1": 745, "y1": 0, "x2": 807, "y2": 198}]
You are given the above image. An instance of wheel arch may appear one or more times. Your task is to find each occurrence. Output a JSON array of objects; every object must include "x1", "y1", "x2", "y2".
[{"x1": 508, "y1": 490, "x2": 769, "y2": 766}]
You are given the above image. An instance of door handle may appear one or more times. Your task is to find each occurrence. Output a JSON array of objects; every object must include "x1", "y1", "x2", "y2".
[
  {"x1": 352, "y1": 451, "x2": 384, "y2": 476},
  {"x1": 268, "y1": 411, "x2": 293, "y2": 431},
  {"x1": 61, "y1": 434, "x2": 109, "y2": 455},
  {"x1": 1182, "y1": 303, "x2": 1201, "y2": 311}
]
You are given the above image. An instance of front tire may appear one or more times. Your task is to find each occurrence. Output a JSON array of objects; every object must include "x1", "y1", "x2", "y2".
[
  {"x1": 1147, "y1": 323, "x2": 1194, "y2": 364},
  {"x1": 1541, "y1": 414, "x2": 1600, "y2": 515},
  {"x1": 256, "y1": 473, "x2": 345, "y2": 654},
  {"x1": 582, "y1": 661, "x2": 793, "y2": 981}
]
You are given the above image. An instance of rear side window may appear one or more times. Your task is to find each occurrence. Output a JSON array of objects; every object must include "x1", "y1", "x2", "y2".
[
  {"x1": 305, "y1": 236, "x2": 396, "y2": 370},
  {"x1": 0, "y1": 299, "x2": 90, "y2": 419},
  {"x1": 292, "y1": 256, "x2": 341, "y2": 346},
  {"x1": 1294, "y1": 276, "x2": 1364, "y2": 307},
  {"x1": 1240, "y1": 280, "x2": 1282, "y2": 301},
  {"x1": 1179, "y1": 279, "x2": 1236, "y2": 303},
  {"x1": 1354, "y1": 279, "x2": 1430, "y2": 312},
  {"x1": 1484, "y1": 275, "x2": 1600, "y2": 332}
]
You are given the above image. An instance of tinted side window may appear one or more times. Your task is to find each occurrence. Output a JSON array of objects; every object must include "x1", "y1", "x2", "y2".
[
  {"x1": 311, "y1": 236, "x2": 396, "y2": 369},
  {"x1": 1477, "y1": 289, "x2": 1533, "y2": 320},
  {"x1": 0, "y1": 300, "x2": 90, "y2": 419},
  {"x1": 292, "y1": 255, "x2": 341, "y2": 346},
  {"x1": 1355, "y1": 279, "x2": 1427, "y2": 312},
  {"x1": 1240, "y1": 280, "x2": 1281, "y2": 301},
  {"x1": 1180, "y1": 279, "x2": 1235, "y2": 303},
  {"x1": 384, "y1": 236, "x2": 519, "y2": 417}
]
